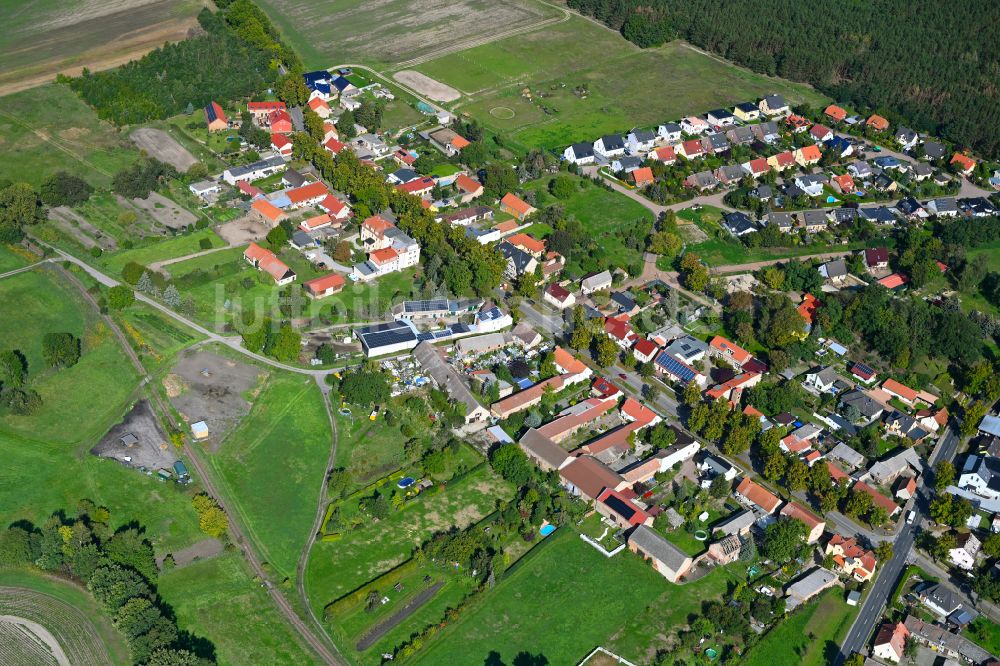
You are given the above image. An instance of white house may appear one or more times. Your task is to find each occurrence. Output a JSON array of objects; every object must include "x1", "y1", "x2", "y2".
[
  {"x1": 657, "y1": 123, "x2": 682, "y2": 143},
  {"x1": 680, "y1": 116, "x2": 710, "y2": 135},
  {"x1": 563, "y1": 142, "x2": 595, "y2": 165},
  {"x1": 958, "y1": 455, "x2": 1000, "y2": 501},
  {"x1": 580, "y1": 270, "x2": 612, "y2": 295},
  {"x1": 593, "y1": 134, "x2": 625, "y2": 159},
  {"x1": 949, "y1": 532, "x2": 981, "y2": 571},
  {"x1": 626, "y1": 129, "x2": 656, "y2": 155},
  {"x1": 873, "y1": 622, "x2": 909, "y2": 664}
]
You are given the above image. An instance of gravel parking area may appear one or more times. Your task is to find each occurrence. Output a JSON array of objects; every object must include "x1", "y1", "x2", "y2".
[{"x1": 91, "y1": 399, "x2": 176, "y2": 470}]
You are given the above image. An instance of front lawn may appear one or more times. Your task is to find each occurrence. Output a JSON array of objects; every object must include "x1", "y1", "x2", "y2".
[{"x1": 965, "y1": 617, "x2": 1000, "y2": 655}]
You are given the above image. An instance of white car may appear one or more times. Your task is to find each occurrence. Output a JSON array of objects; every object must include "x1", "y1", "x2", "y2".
[{"x1": 906, "y1": 510, "x2": 917, "y2": 525}]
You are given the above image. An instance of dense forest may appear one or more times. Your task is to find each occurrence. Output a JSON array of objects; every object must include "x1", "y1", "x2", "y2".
[
  {"x1": 568, "y1": 0, "x2": 1000, "y2": 157},
  {"x1": 67, "y1": 0, "x2": 295, "y2": 125}
]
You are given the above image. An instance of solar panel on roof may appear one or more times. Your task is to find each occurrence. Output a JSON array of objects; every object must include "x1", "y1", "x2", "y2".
[
  {"x1": 602, "y1": 495, "x2": 636, "y2": 520},
  {"x1": 416, "y1": 332, "x2": 434, "y2": 341},
  {"x1": 450, "y1": 323, "x2": 470, "y2": 334},
  {"x1": 853, "y1": 362, "x2": 875, "y2": 376},
  {"x1": 655, "y1": 352, "x2": 696, "y2": 382},
  {"x1": 404, "y1": 299, "x2": 450, "y2": 313}
]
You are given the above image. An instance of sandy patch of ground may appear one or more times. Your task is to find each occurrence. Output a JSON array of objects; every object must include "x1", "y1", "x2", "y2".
[
  {"x1": 91, "y1": 399, "x2": 176, "y2": 471},
  {"x1": 167, "y1": 349, "x2": 264, "y2": 449},
  {"x1": 215, "y1": 215, "x2": 269, "y2": 245},
  {"x1": 130, "y1": 191, "x2": 198, "y2": 230},
  {"x1": 394, "y1": 71, "x2": 460, "y2": 102},
  {"x1": 157, "y1": 538, "x2": 224, "y2": 569},
  {"x1": 131, "y1": 127, "x2": 198, "y2": 171}
]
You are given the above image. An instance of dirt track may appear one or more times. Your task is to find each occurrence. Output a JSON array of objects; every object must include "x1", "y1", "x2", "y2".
[
  {"x1": 393, "y1": 71, "x2": 460, "y2": 102},
  {"x1": 355, "y1": 581, "x2": 445, "y2": 651}
]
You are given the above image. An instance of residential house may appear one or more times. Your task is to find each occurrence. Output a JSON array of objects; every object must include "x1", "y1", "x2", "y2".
[
  {"x1": 848, "y1": 160, "x2": 874, "y2": 179},
  {"x1": 703, "y1": 132, "x2": 729, "y2": 154},
  {"x1": 594, "y1": 134, "x2": 626, "y2": 158},
  {"x1": 867, "y1": 447, "x2": 922, "y2": 485},
  {"x1": 664, "y1": 335, "x2": 708, "y2": 364},
  {"x1": 204, "y1": 101, "x2": 228, "y2": 132},
  {"x1": 804, "y1": 366, "x2": 843, "y2": 395},
  {"x1": 243, "y1": 243, "x2": 296, "y2": 286},
  {"x1": 706, "y1": 535, "x2": 743, "y2": 564},
  {"x1": 563, "y1": 142, "x2": 595, "y2": 165},
  {"x1": 767, "y1": 150, "x2": 795, "y2": 172},
  {"x1": 657, "y1": 122, "x2": 682, "y2": 143},
  {"x1": 922, "y1": 141, "x2": 946, "y2": 161},
  {"x1": 903, "y1": 615, "x2": 993, "y2": 663},
  {"x1": 307, "y1": 97, "x2": 331, "y2": 118},
  {"x1": 819, "y1": 258, "x2": 849, "y2": 284},
  {"x1": 713, "y1": 509, "x2": 755, "y2": 537},
  {"x1": 734, "y1": 477, "x2": 782, "y2": 514},
  {"x1": 626, "y1": 129, "x2": 657, "y2": 154},
  {"x1": 883, "y1": 410, "x2": 932, "y2": 444},
  {"x1": 632, "y1": 338, "x2": 659, "y2": 364},
  {"x1": 873, "y1": 622, "x2": 909, "y2": 663},
  {"x1": 866, "y1": 115, "x2": 890, "y2": 132},
  {"x1": 611, "y1": 155, "x2": 643, "y2": 174},
  {"x1": 222, "y1": 156, "x2": 286, "y2": 185},
  {"x1": 270, "y1": 133, "x2": 293, "y2": 158},
  {"x1": 863, "y1": 247, "x2": 889, "y2": 272},
  {"x1": 733, "y1": 102, "x2": 760, "y2": 122},
  {"x1": 824, "y1": 104, "x2": 848, "y2": 122},
  {"x1": 519, "y1": 429, "x2": 571, "y2": 472},
  {"x1": 849, "y1": 362, "x2": 878, "y2": 385},
  {"x1": 680, "y1": 116, "x2": 710, "y2": 135},
  {"x1": 881, "y1": 379, "x2": 932, "y2": 408},
  {"x1": 685, "y1": 170, "x2": 720, "y2": 191},
  {"x1": 794, "y1": 173, "x2": 828, "y2": 197},
  {"x1": 715, "y1": 164, "x2": 749, "y2": 186},
  {"x1": 304, "y1": 273, "x2": 346, "y2": 299},
  {"x1": 500, "y1": 193, "x2": 536, "y2": 220},
  {"x1": 706, "y1": 108, "x2": 736, "y2": 127},
  {"x1": 895, "y1": 476, "x2": 917, "y2": 501},
  {"x1": 544, "y1": 282, "x2": 575, "y2": 310},
  {"x1": 268, "y1": 109, "x2": 293, "y2": 134},
  {"x1": 705, "y1": 372, "x2": 761, "y2": 403},
  {"x1": 958, "y1": 455, "x2": 1000, "y2": 501},
  {"x1": 653, "y1": 351, "x2": 706, "y2": 387},
  {"x1": 650, "y1": 145, "x2": 676, "y2": 165},
  {"x1": 786, "y1": 114, "x2": 810, "y2": 133},
  {"x1": 927, "y1": 197, "x2": 959, "y2": 217},
  {"x1": 628, "y1": 525, "x2": 693, "y2": 583},
  {"x1": 679, "y1": 139, "x2": 706, "y2": 159},
  {"x1": 560, "y1": 455, "x2": 627, "y2": 501},
  {"x1": 708, "y1": 335, "x2": 751, "y2": 368},
  {"x1": 831, "y1": 173, "x2": 856, "y2": 194},
  {"x1": 604, "y1": 315, "x2": 638, "y2": 349},
  {"x1": 780, "y1": 501, "x2": 826, "y2": 543},
  {"x1": 428, "y1": 127, "x2": 470, "y2": 157},
  {"x1": 580, "y1": 270, "x2": 612, "y2": 295},
  {"x1": 721, "y1": 211, "x2": 756, "y2": 237},
  {"x1": 412, "y1": 342, "x2": 491, "y2": 428},
  {"x1": 825, "y1": 534, "x2": 877, "y2": 582},
  {"x1": 286, "y1": 182, "x2": 329, "y2": 209},
  {"x1": 596, "y1": 488, "x2": 653, "y2": 529},
  {"x1": 759, "y1": 94, "x2": 789, "y2": 116},
  {"x1": 895, "y1": 127, "x2": 919, "y2": 151},
  {"x1": 752, "y1": 121, "x2": 781, "y2": 143},
  {"x1": 250, "y1": 199, "x2": 288, "y2": 226},
  {"x1": 498, "y1": 241, "x2": 537, "y2": 279},
  {"x1": 853, "y1": 481, "x2": 901, "y2": 517},
  {"x1": 247, "y1": 101, "x2": 285, "y2": 123},
  {"x1": 950, "y1": 153, "x2": 976, "y2": 176},
  {"x1": 918, "y1": 583, "x2": 965, "y2": 619},
  {"x1": 726, "y1": 125, "x2": 755, "y2": 146},
  {"x1": 949, "y1": 532, "x2": 981, "y2": 570},
  {"x1": 396, "y1": 177, "x2": 435, "y2": 198},
  {"x1": 630, "y1": 167, "x2": 655, "y2": 187},
  {"x1": 794, "y1": 144, "x2": 822, "y2": 167}
]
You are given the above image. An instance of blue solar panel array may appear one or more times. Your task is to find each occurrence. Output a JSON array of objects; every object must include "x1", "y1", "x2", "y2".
[{"x1": 654, "y1": 352, "x2": 697, "y2": 383}]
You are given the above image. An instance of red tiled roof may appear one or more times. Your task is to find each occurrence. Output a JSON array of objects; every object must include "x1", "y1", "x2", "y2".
[
  {"x1": 591, "y1": 377, "x2": 621, "y2": 399},
  {"x1": 882, "y1": 379, "x2": 918, "y2": 402},
  {"x1": 797, "y1": 144, "x2": 822, "y2": 162},
  {"x1": 810, "y1": 124, "x2": 832, "y2": 140},
  {"x1": 397, "y1": 177, "x2": 435, "y2": 195},
  {"x1": 854, "y1": 481, "x2": 899, "y2": 515},
  {"x1": 287, "y1": 181, "x2": 329, "y2": 204},
  {"x1": 774, "y1": 150, "x2": 795, "y2": 166},
  {"x1": 781, "y1": 435, "x2": 812, "y2": 453},
  {"x1": 798, "y1": 293, "x2": 819, "y2": 324},
  {"x1": 319, "y1": 195, "x2": 347, "y2": 216},
  {"x1": 709, "y1": 336, "x2": 750, "y2": 364},
  {"x1": 878, "y1": 273, "x2": 909, "y2": 289},
  {"x1": 271, "y1": 133, "x2": 292, "y2": 148},
  {"x1": 597, "y1": 488, "x2": 650, "y2": 526},
  {"x1": 654, "y1": 146, "x2": 676, "y2": 162},
  {"x1": 748, "y1": 157, "x2": 770, "y2": 175},
  {"x1": 248, "y1": 101, "x2": 285, "y2": 113},
  {"x1": 634, "y1": 338, "x2": 658, "y2": 358},
  {"x1": 833, "y1": 174, "x2": 855, "y2": 193},
  {"x1": 450, "y1": 135, "x2": 471, "y2": 150},
  {"x1": 682, "y1": 139, "x2": 704, "y2": 155},
  {"x1": 864, "y1": 247, "x2": 889, "y2": 266},
  {"x1": 324, "y1": 138, "x2": 345, "y2": 153},
  {"x1": 508, "y1": 233, "x2": 546, "y2": 255},
  {"x1": 370, "y1": 247, "x2": 398, "y2": 264},
  {"x1": 553, "y1": 346, "x2": 588, "y2": 375},
  {"x1": 454, "y1": 174, "x2": 482, "y2": 193},
  {"x1": 604, "y1": 316, "x2": 634, "y2": 343},
  {"x1": 251, "y1": 199, "x2": 286, "y2": 222},
  {"x1": 950, "y1": 153, "x2": 976, "y2": 171},
  {"x1": 866, "y1": 114, "x2": 890, "y2": 131},
  {"x1": 500, "y1": 193, "x2": 533, "y2": 215},
  {"x1": 307, "y1": 97, "x2": 330, "y2": 112},
  {"x1": 827, "y1": 461, "x2": 850, "y2": 483},
  {"x1": 300, "y1": 213, "x2": 332, "y2": 230},
  {"x1": 824, "y1": 104, "x2": 847, "y2": 122},
  {"x1": 305, "y1": 273, "x2": 345, "y2": 294},
  {"x1": 621, "y1": 397, "x2": 658, "y2": 424},
  {"x1": 363, "y1": 215, "x2": 394, "y2": 235},
  {"x1": 631, "y1": 167, "x2": 654, "y2": 185},
  {"x1": 735, "y1": 477, "x2": 781, "y2": 513},
  {"x1": 244, "y1": 242, "x2": 273, "y2": 263},
  {"x1": 780, "y1": 501, "x2": 824, "y2": 530}
]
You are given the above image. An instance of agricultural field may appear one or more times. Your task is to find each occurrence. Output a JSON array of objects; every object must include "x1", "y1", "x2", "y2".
[
  {"x1": 0, "y1": 267, "x2": 140, "y2": 445},
  {"x1": 205, "y1": 372, "x2": 332, "y2": 579},
  {"x1": 0, "y1": 0, "x2": 207, "y2": 95},
  {"x1": 305, "y1": 464, "x2": 512, "y2": 614},
  {"x1": 116, "y1": 301, "x2": 205, "y2": 373},
  {"x1": 0, "y1": 84, "x2": 140, "y2": 189},
  {"x1": 158, "y1": 552, "x2": 319, "y2": 666},
  {"x1": 415, "y1": 18, "x2": 829, "y2": 150},
  {"x1": 255, "y1": 0, "x2": 561, "y2": 70},
  {"x1": 742, "y1": 589, "x2": 857, "y2": 666},
  {"x1": 522, "y1": 173, "x2": 653, "y2": 276},
  {"x1": 0, "y1": 570, "x2": 129, "y2": 666},
  {"x1": 416, "y1": 527, "x2": 736, "y2": 665}
]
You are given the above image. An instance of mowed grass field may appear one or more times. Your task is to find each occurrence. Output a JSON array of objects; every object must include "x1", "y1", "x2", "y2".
[
  {"x1": 256, "y1": 0, "x2": 560, "y2": 70},
  {"x1": 305, "y1": 465, "x2": 512, "y2": 614},
  {"x1": 0, "y1": 267, "x2": 140, "y2": 445},
  {"x1": 159, "y1": 552, "x2": 319, "y2": 665},
  {"x1": 522, "y1": 174, "x2": 653, "y2": 276},
  {"x1": 416, "y1": 18, "x2": 829, "y2": 149},
  {"x1": 0, "y1": 84, "x2": 140, "y2": 189},
  {"x1": 415, "y1": 527, "x2": 738, "y2": 665},
  {"x1": 742, "y1": 589, "x2": 857, "y2": 666},
  {"x1": 0, "y1": 0, "x2": 207, "y2": 95},
  {"x1": 206, "y1": 372, "x2": 331, "y2": 579},
  {"x1": 0, "y1": 569, "x2": 130, "y2": 666}
]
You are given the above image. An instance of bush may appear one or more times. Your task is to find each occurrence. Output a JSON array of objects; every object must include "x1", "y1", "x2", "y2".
[{"x1": 199, "y1": 237, "x2": 213, "y2": 250}]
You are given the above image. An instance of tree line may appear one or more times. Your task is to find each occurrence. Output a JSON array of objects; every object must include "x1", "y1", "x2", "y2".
[
  {"x1": 0, "y1": 500, "x2": 215, "y2": 665},
  {"x1": 67, "y1": 0, "x2": 294, "y2": 125},
  {"x1": 567, "y1": 0, "x2": 1000, "y2": 157}
]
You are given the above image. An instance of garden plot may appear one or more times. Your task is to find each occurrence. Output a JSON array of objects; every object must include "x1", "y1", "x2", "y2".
[
  {"x1": 90, "y1": 399, "x2": 176, "y2": 471},
  {"x1": 46, "y1": 207, "x2": 118, "y2": 250},
  {"x1": 0, "y1": 586, "x2": 114, "y2": 666},
  {"x1": 165, "y1": 350, "x2": 263, "y2": 448},
  {"x1": 130, "y1": 191, "x2": 198, "y2": 230},
  {"x1": 393, "y1": 71, "x2": 460, "y2": 102}
]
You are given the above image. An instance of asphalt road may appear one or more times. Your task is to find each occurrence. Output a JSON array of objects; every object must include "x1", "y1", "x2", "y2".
[{"x1": 836, "y1": 426, "x2": 960, "y2": 663}]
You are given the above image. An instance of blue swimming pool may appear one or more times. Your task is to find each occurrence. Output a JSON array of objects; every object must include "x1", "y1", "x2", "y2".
[
  {"x1": 397, "y1": 477, "x2": 415, "y2": 489},
  {"x1": 540, "y1": 524, "x2": 556, "y2": 537},
  {"x1": 826, "y1": 195, "x2": 838, "y2": 203}
]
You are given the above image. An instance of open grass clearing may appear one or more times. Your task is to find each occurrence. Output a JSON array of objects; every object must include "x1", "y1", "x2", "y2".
[
  {"x1": 205, "y1": 372, "x2": 331, "y2": 579},
  {"x1": 305, "y1": 464, "x2": 512, "y2": 614},
  {"x1": 0, "y1": 84, "x2": 140, "y2": 188},
  {"x1": 0, "y1": 569, "x2": 129, "y2": 666},
  {"x1": 965, "y1": 617, "x2": 1000, "y2": 656},
  {"x1": 522, "y1": 173, "x2": 652, "y2": 276},
  {"x1": 0, "y1": 267, "x2": 140, "y2": 444},
  {"x1": 416, "y1": 527, "x2": 733, "y2": 665},
  {"x1": 101, "y1": 228, "x2": 225, "y2": 275},
  {"x1": 255, "y1": 0, "x2": 560, "y2": 70},
  {"x1": 116, "y1": 301, "x2": 205, "y2": 374},
  {"x1": 158, "y1": 552, "x2": 318, "y2": 666},
  {"x1": 741, "y1": 588, "x2": 856, "y2": 666},
  {"x1": 416, "y1": 18, "x2": 828, "y2": 149}
]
